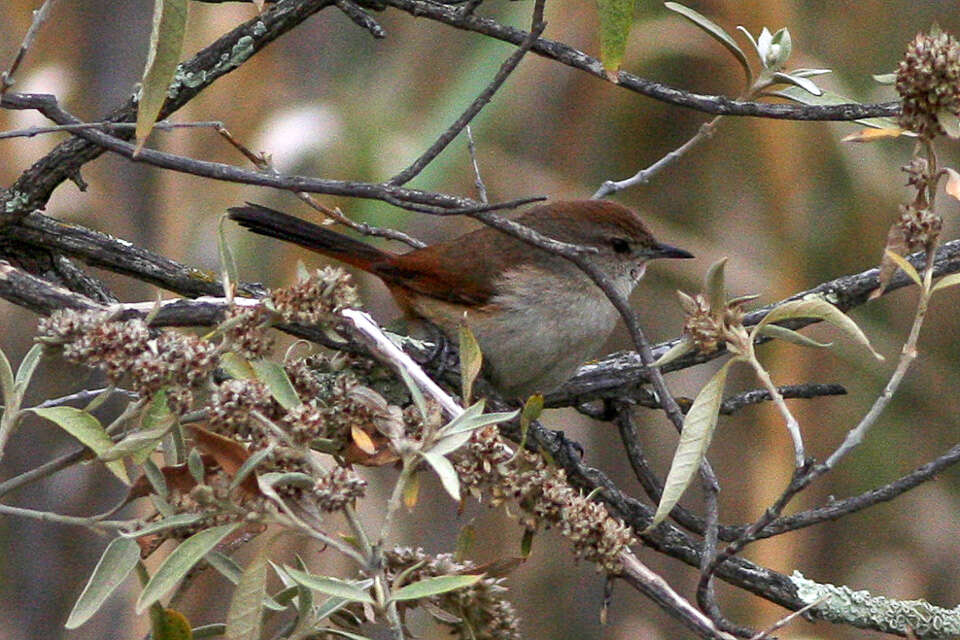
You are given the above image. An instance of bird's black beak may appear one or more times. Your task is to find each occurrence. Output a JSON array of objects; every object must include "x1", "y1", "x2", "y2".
[{"x1": 651, "y1": 242, "x2": 694, "y2": 260}]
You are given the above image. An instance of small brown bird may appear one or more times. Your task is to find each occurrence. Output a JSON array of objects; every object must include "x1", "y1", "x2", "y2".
[{"x1": 229, "y1": 200, "x2": 692, "y2": 398}]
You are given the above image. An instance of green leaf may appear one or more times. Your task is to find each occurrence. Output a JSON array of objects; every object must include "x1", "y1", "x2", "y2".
[
  {"x1": 596, "y1": 0, "x2": 636, "y2": 77},
  {"x1": 224, "y1": 545, "x2": 270, "y2": 640},
  {"x1": 517, "y1": 393, "x2": 542, "y2": 452},
  {"x1": 459, "y1": 319, "x2": 483, "y2": 405},
  {"x1": 648, "y1": 359, "x2": 734, "y2": 529},
  {"x1": 259, "y1": 471, "x2": 315, "y2": 490},
  {"x1": 421, "y1": 451, "x2": 461, "y2": 502},
  {"x1": 771, "y1": 71, "x2": 823, "y2": 96},
  {"x1": 14, "y1": 343, "x2": 43, "y2": 392},
  {"x1": 187, "y1": 448, "x2": 205, "y2": 485},
  {"x1": 883, "y1": 249, "x2": 923, "y2": 288},
  {"x1": 283, "y1": 567, "x2": 375, "y2": 604},
  {"x1": 135, "y1": 0, "x2": 189, "y2": 152},
  {"x1": 30, "y1": 407, "x2": 129, "y2": 484},
  {"x1": 390, "y1": 574, "x2": 482, "y2": 602},
  {"x1": 652, "y1": 337, "x2": 696, "y2": 368},
  {"x1": 755, "y1": 296, "x2": 884, "y2": 360},
  {"x1": 218, "y1": 213, "x2": 240, "y2": 301},
  {"x1": 65, "y1": 537, "x2": 140, "y2": 629},
  {"x1": 250, "y1": 359, "x2": 301, "y2": 410},
  {"x1": 229, "y1": 443, "x2": 274, "y2": 491},
  {"x1": 0, "y1": 345, "x2": 15, "y2": 411},
  {"x1": 121, "y1": 513, "x2": 204, "y2": 538},
  {"x1": 704, "y1": 257, "x2": 727, "y2": 311},
  {"x1": 932, "y1": 272, "x2": 960, "y2": 293},
  {"x1": 666, "y1": 2, "x2": 751, "y2": 83},
  {"x1": 220, "y1": 351, "x2": 256, "y2": 380},
  {"x1": 136, "y1": 522, "x2": 242, "y2": 613},
  {"x1": 756, "y1": 324, "x2": 832, "y2": 349},
  {"x1": 872, "y1": 72, "x2": 897, "y2": 84},
  {"x1": 101, "y1": 427, "x2": 169, "y2": 463}
]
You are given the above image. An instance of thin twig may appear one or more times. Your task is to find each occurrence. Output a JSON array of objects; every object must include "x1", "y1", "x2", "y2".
[
  {"x1": 334, "y1": 0, "x2": 387, "y2": 38},
  {"x1": 0, "y1": 119, "x2": 225, "y2": 141},
  {"x1": 388, "y1": 0, "x2": 546, "y2": 186},
  {"x1": 1, "y1": 0, "x2": 60, "y2": 94},
  {"x1": 465, "y1": 125, "x2": 488, "y2": 204},
  {"x1": 593, "y1": 116, "x2": 722, "y2": 199}
]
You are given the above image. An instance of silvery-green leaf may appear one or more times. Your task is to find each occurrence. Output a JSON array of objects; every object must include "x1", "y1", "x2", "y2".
[
  {"x1": 390, "y1": 574, "x2": 482, "y2": 602},
  {"x1": 883, "y1": 250, "x2": 923, "y2": 288},
  {"x1": 283, "y1": 567, "x2": 375, "y2": 604},
  {"x1": 772, "y1": 72, "x2": 823, "y2": 96},
  {"x1": 757, "y1": 324, "x2": 832, "y2": 349},
  {"x1": 136, "y1": 0, "x2": 188, "y2": 152},
  {"x1": 647, "y1": 359, "x2": 734, "y2": 529},
  {"x1": 651, "y1": 338, "x2": 695, "y2": 368},
  {"x1": 932, "y1": 272, "x2": 960, "y2": 293},
  {"x1": 30, "y1": 407, "x2": 129, "y2": 484},
  {"x1": 665, "y1": 3, "x2": 751, "y2": 83},
  {"x1": 250, "y1": 359, "x2": 301, "y2": 410},
  {"x1": 422, "y1": 451, "x2": 461, "y2": 502},
  {"x1": 704, "y1": 257, "x2": 727, "y2": 311},
  {"x1": 755, "y1": 296, "x2": 883, "y2": 360},
  {"x1": 136, "y1": 522, "x2": 242, "y2": 613},
  {"x1": 872, "y1": 72, "x2": 897, "y2": 84},
  {"x1": 65, "y1": 537, "x2": 140, "y2": 629},
  {"x1": 791, "y1": 68, "x2": 832, "y2": 78}
]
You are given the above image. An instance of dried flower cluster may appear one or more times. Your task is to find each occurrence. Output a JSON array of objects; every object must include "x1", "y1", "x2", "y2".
[
  {"x1": 677, "y1": 290, "x2": 752, "y2": 356},
  {"x1": 38, "y1": 309, "x2": 217, "y2": 412},
  {"x1": 270, "y1": 266, "x2": 358, "y2": 325},
  {"x1": 455, "y1": 427, "x2": 635, "y2": 574},
  {"x1": 896, "y1": 28, "x2": 960, "y2": 138},
  {"x1": 385, "y1": 547, "x2": 521, "y2": 640}
]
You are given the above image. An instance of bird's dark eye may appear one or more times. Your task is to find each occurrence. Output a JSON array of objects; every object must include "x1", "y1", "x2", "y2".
[{"x1": 610, "y1": 237, "x2": 631, "y2": 254}]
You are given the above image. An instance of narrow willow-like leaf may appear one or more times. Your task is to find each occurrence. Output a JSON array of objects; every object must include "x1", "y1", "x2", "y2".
[
  {"x1": 704, "y1": 257, "x2": 727, "y2": 311},
  {"x1": 136, "y1": 522, "x2": 242, "y2": 613},
  {"x1": 596, "y1": 0, "x2": 636, "y2": 77},
  {"x1": 652, "y1": 337, "x2": 695, "y2": 368},
  {"x1": 757, "y1": 324, "x2": 832, "y2": 349},
  {"x1": 0, "y1": 344, "x2": 14, "y2": 409},
  {"x1": 666, "y1": 2, "x2": 751, "y2": 83},
  {"x1": 30, "y1": 407, "x2": 129, "y2": 484},
  {"x1": 283, "y1": 566, "x2": 375, "y2": 604},
  {"x1": 882, "y1": 250, "x2": 923, "y2": 288},
  {"x1": 228, "y1": 443, "x2": 274, "y2": 491},
  {"x1": 459, "y1": 318, "x2": 482, "y2": 405},
  {"x1": 933, "y1": 272, "x2": 960, "y2": 293},
  {"x1": 771, "y1": 71, "x2": 823, "y2": 96},
  {"x1": 224, "y1": 544, "x2": 270, "y2": 640},
  {"x1": 121, "y1": 514, "x2": 205, "y2": 539},
  {"x1": 13, "y1": 343, "x2": 43, "y2": 391},
  {"x1": 218, "y1": 213, "x2": 240, "y2": 301},
  {"x1": 756, "y1": 297, "x2": 884, "y2": 360},
  {"x1": 220, "y1": 352, "x2": 256, "y2": 380},
  {"x1": 65, "y1": 537, "x2": 140, "y2": 629},
  {"x1": 250, "y1": 359, "x2": 301, "y2": 409},
  {"x1": 136, "y1": 0, "x2": 188, "y2": 151},
  {"x1": 422, "y1": 451, "x2": 461, "y2": 502},
  {"x1": 390, "y1": 574, "x2": 482, "y2": 602},
  {"x1": 403, "y1": 468, "x2": 421, "y2": 508},
  {"x1": 648, "y1": 359, "x2": 734, "y2": 529}
]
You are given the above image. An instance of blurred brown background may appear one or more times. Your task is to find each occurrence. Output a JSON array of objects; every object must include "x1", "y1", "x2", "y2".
[{"x1": 1, "y1": 1, "x2": 959, "y2": 638}]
